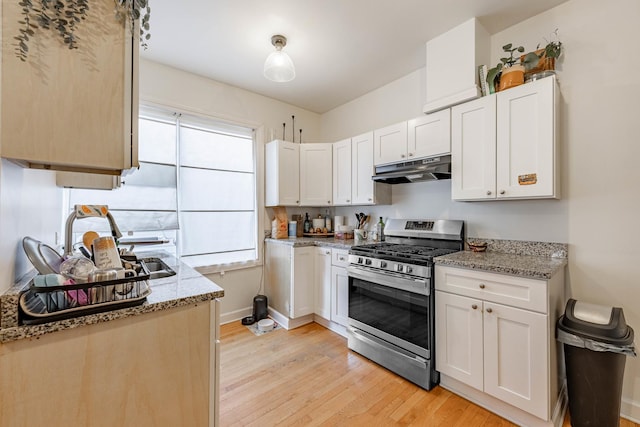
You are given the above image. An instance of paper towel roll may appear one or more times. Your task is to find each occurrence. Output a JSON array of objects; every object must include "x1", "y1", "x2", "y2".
[{"x1": 334, "y1": 216, "x2": 344, "y2": 227}]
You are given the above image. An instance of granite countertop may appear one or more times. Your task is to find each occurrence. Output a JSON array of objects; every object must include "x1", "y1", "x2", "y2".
[
  {"x1": 0, "y1": 251, "x2": 224, "y2": 343},
  {"x1": 266, "y1": 236, "x2": 359, "y2": 250},
  {"x1": 434, "y1": 239, "x2": 568, "y2": 280}
]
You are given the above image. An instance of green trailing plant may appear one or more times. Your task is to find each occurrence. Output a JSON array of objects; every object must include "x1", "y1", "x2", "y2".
[
  {"x1": 14, "y1": 0, "x2": 150, "y2": 62},
  {"x1": 521, "y1": 29, "x2": 563, "y2": 71}
]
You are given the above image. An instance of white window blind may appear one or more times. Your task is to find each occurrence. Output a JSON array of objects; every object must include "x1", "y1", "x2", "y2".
[{"x1": 67, "y1": 106, "x2": 257, "y2": 268}]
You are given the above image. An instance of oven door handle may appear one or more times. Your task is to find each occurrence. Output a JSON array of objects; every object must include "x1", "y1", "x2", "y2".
[{"x1": 347, "y1": 266, "x2": 429, "y2": 295}]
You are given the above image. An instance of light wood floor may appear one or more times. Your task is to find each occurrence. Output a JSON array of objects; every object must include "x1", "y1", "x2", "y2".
[{"x1": 219, "y1": 321, "x2": 638, "y2": 427}]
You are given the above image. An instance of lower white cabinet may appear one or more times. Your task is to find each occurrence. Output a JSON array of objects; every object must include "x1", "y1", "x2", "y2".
[
  {"x1": 435, "y1": 265, "x2": 565, "y2": 424},
  {"x1": 330, "y1": 249, "x2": 349, "y2": 327},
  {"x1": 265, "y1": 243, "x2": 314, "y2": 319},
  {"x1": 314, "y1": 247, "x2": 332, "y2": 320}
]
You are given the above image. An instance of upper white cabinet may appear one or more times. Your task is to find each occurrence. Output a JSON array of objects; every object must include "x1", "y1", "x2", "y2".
[
  {"x1": 333, "y1": 132, "x2": 391, "y2": 206},
  {"x1": 373, "y1": 122, "x2": 408, "y2": 166},
  {"x1": 407, "y1": 109, "x2": 451, "y2": 159},
  {"x1": 265, "y1": 140, "x2": 300, "y2": 206},
  {"x1": 374, "y1": 110, "x2": 451, "y2": 167},
  {"x1": 423, "y1": 17, "x2": 489, "y2": 114},
  {"x1": 452, "y1": 76, "x2": 558, "y2": 201},
  {"x1": 332, "y1": 138, "x2": 353, "y2": 205},
  {"x1": 266, "y1": 140, "x2": 332, "y2": 207},
  {"x1": 1, "y1": 0, "x2": 138, "y2": 175},
  {"x1": 300, "y1": 143, "x2": 333, "y2": 206}
]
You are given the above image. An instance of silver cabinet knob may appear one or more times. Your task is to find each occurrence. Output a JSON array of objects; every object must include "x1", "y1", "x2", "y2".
[
  {"x1": 346, "y1": 199, "x2": 350, "y2": 203},
  {"x1": 500, "y1": 190, "x2": 505, "y2": 195},
  {"x1": 327, "y1": 201, "x2": 331, "y2": 204},
  {"x1": 368, "y1": 198, "x2": 372, "y2": 201},
  {"x1": 471, "y1": 304, "x2": 478, "y2": 310},
  {"x1": 486, "y1": 191, "x2": 492, "y2": 195},
  {"x1": 479, "y1": 283, "x2": 485, "y2": 289},
  {"x1": 486, "y1": 307, "x2": 493, "y2": 313},
  {"x1": 338, "y1": 256, "x2": 345, "y2": 261},
  {"x1": 400, "y1": 154, "x2": 406, "y2": 158},
  {"x1": 296, "y1": 200, "x2": 299, "y2": 204},
  {"x1": 326, "y1": 251, "x2": 330, "y2": 255},
  {"x1": 408, "y1": 152, "x2": 414, "y2": 157}
]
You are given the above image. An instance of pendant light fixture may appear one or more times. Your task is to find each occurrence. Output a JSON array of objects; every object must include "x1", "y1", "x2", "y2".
[{"x1": 264, "y1": 34, "x2": 295, "y2": 82}]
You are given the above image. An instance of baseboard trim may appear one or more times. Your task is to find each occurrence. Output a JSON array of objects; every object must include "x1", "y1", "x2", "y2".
[
  {"x1": 313, "y1": 315, "x2": 347, "y2": 338},
  {"x1": 621, "y1": 397, "x2": 640, "y2": 423},
  {"x1": 267, "y1": 307, "x2": 313, "y2": 330},
  {"x1": 439, "y1": 374, "x2": 566, "y2": 427},
  {"x1": 220, "y1": 307, "x2": 252, "y2": 325}
]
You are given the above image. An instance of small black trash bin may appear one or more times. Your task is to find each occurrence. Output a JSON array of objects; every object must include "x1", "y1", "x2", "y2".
[{"x1": 557, "y1": 299, "x2": 636, "y2": 427}]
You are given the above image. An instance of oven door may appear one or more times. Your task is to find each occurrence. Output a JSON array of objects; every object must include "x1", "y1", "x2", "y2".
[{"x1": 347, "y1": 265, "x2": 431, "y2": 359}]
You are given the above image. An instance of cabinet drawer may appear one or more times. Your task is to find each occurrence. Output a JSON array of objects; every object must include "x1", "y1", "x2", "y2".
[
  {"x1": 332, "y1": 249, "x2": 349, "y2": 268},
  {"x1": 435, "y1": 266, "x2": 547, "y2": 313}
]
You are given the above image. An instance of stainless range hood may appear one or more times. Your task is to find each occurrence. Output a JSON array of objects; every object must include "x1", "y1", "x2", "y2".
[{"x1": 372, "y1": 155, "x2": 451, "y2": 184}]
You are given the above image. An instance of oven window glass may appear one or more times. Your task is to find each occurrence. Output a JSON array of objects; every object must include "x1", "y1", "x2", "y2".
[{"x1": 349, "y1": 277, "x2": 429, "y2": 349}]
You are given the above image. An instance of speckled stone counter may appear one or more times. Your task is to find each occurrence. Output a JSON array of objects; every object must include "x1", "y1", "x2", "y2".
[
  {"x1": 0, "y1": 251, "x2": 224, "y2": 343},
  {"x1": 265, "y1": 237, "x2": 361, "y2": 250},
  {"x1": 434, "y1": 239, "x2": 567, "y2": 280}
]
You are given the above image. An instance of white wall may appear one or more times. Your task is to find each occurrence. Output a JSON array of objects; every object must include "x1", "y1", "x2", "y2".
[
  {"x1": 138, "y1": 59, "x2": 323, "y2": 321},
  {"x1": 322, "y1": 0, "x2": 640, "y2": 420}
]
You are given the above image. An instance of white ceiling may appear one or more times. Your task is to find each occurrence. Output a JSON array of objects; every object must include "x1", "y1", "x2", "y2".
[{"x1": 141, "y1": 0, "x2": 568, "y2": 114}]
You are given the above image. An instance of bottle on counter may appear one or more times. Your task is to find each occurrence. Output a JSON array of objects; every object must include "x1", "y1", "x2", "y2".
[
  {"x1": 377, "y1": 217, "x2": 385, "y2": 241},
  {"x1": 325, "y1": 209, "x2": 332, "y2": 232},
  {"x1": 303, "y1": 213, "x2": 311, "y2": 233}
]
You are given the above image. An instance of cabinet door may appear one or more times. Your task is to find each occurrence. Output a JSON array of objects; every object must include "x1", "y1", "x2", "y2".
[
  {"x1": 291, "y1": 247, "x2": 314, "y2": 318},
  {"x1": 373, "y1": 122, "x2": 408, "y2": 166},
  {"x1": 483, "y1": 302, "x2": 548, "y2": 419},
  {"x1": 332, "y1": 139, "x2": 352, "y2": 205},
  {"x1": 1, "y1": 0, "x2": 137, "y2": 174},
  {"x1": 496, "y1": 76, "x2": 557, "y2": 199},
  {"x1": 314, "y1": 247, "x2": 332, "y2": 320},
  {"x1": 331, "y1": 265, "x2": 349, "y2": 327},
  {"x1": 265, "y1": 140, "x2": 300, "y2": 207},
  {"x1": 408, "y1": 109, "x2": 451, "y2": 159},
  {"x1": 451, "y1": 95, "x2": 497, "y2": 200},
  {"x1": 435, "y1": 291, "x2": 484, "y2": 391},
  {"x1": 351, "y1": 131, "x2": 375, "y2": 205},
  {"x1": 300, "y1": 144, "x2": 332, "y2": 206}
]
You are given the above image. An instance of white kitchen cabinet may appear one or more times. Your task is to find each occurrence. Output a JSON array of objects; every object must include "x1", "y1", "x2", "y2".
[
  {"x1": 264, "y1": 242, "x2": 314, "y2": 319},
  {"x1": 314, "y1": 247, "x2": 333, "y2": 320},
  {"x1": 300, "y1": 143, "x2": 333, "y2": 206},
  {"x1": 330, "y1": 249, "x2": 350, "y2": 327},
  {"x1": 333, "y1": 132, "x2": 391, "y2": 206},
  {"x1": 407, "y1": 109, "x2": 451, "y2": 159},
  {"x1": 374, "y1": 110, "x2": 451, "y2": 167},
  {"x1": 333, "y1": 138, "x2": 352, "y2": 205},
  {"x1": 265, "y1": 140, "x2": 300, "y2": 207},
  {"x1": 373, "y1": 122, "x2": 408, "y2": 166},
  {"x1": 1, "y1": 0, "x2": 138, "y2": 175},
  {"x1": 452, "y1": 76, "x2": 558, "y2": 201},
  {"x1": 435, "y1": 265, "x2": 564, "y2": 423}
]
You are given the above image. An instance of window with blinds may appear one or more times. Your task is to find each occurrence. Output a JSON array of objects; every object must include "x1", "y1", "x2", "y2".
[{"x1": 66, "y1": 106, "x2": 258, "y2": 269}]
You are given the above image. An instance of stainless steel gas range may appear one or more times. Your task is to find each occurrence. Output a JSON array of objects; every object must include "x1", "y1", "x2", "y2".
[{"x1": 346, "y1": 218, "x2": 464, "y2": 390}]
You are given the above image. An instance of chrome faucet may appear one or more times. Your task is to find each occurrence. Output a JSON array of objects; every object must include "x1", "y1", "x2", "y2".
[{"x1": 64, "y1": 207, "x2": 123, "y2": 257}]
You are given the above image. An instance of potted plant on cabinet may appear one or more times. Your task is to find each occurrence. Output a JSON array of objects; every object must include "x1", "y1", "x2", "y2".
[
  {"x1": 520, "y1": 29, "x2": 563, "y2": 79},
  {"x1": 487, "y1": 43, "x2": 533, "y2": 93}
]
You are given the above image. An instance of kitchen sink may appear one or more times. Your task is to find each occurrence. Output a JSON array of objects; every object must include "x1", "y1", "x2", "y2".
[{"x1": 141, "y1": 257, "x2": 176, "y2": 280}]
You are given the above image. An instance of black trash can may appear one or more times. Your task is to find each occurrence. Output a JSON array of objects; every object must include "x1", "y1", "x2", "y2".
[{"x1": 557, "y1": 299, "x2": 636, "y2": 427}]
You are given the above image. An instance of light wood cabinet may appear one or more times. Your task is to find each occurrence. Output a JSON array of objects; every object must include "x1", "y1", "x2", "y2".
[
  {"x1": 452, "y1": 76, "x2": 558, "y2": 201},
  {"x1": 265, "y1": 140, "x2": 300, "y2": 207},
  {"x1": 435, "y1": 265, "x2": 565, "y2": 423},
  {"x1": 1, "y1": 0, "x2": 139, "y2": 175},
  {"x1": 0, "y1": 301, "x2": 220, "y2": 427},
  {"x1": 333, "y1": 132, "x2": 391, "y2": 206}
]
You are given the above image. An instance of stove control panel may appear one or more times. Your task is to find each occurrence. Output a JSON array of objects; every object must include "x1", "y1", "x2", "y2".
[{"x1": 347, "y1": 254, "x2": 431, "y2": 279}]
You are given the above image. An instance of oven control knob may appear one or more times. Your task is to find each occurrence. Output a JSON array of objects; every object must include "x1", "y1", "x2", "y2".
[
  {"x1": 365, "y1": 259, "x2": 372, "y2": 266},
  {"x1": 380, "y1": 261, "x2": 387, "y2": 268},
  {"x1": 406, "y1": 266, "x2": 413, "y2": 274},
  {"x1": 396, "y1": 265, "x2": 403, "y2": 272}
]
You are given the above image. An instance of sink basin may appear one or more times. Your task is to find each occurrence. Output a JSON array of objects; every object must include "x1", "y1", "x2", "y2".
[{"x1": 141, "y1": 257, "x2": 176, "y2": 279}]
